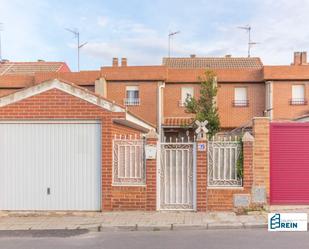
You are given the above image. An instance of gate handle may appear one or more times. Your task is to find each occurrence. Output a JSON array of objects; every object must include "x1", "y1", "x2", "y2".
[{"x1": 47, "y1": 187, "x2": 51, "y2": 195}]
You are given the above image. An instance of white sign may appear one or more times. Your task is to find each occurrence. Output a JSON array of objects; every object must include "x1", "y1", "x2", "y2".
[
  {"x1": 145, "y1": 145, "x2": 157, "y2": 159},
  {"x1": 195, "y1": 120, "x2": 209, "y2": 134},
  {"x1": 268, "y1": 213, "x2": 307, "y2": 232},
  {"x1": 198, "y1": 143, "x2": 206, "y2": 151}
]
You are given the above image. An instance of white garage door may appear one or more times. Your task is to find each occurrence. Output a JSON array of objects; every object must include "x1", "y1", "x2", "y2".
[{"x1": 0, "y1": 121, "x2": 101, "y2": 211}]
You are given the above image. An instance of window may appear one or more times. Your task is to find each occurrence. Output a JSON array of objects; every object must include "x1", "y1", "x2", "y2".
[
  {"x1": 124, "y1": 86, "x2": 140, "y2": 106},
  {"x1": 180, "y1": 87, "x2": 194, "y2": 106},
  {"x1": 233, "y1": 87, "x2": 248, "y2": 107},
  {"x1": 291, "y1": 85, "x2": 306, "y2": 105},
  {"x1": 113, "y1": 139, "x2": 145, "y2": 185}
]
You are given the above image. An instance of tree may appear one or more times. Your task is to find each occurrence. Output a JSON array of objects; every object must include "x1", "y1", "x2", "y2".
[{"x1": 185, "y1": 70, "x2": 220, "y2": 138}]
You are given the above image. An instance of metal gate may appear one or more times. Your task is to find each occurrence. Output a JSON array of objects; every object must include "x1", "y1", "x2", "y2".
[{"x1": 159, "y1": 142, "x2": 196, "y2": 210}]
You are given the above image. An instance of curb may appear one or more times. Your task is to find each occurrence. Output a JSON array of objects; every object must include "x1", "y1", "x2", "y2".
[{"x1": 0, "y1": 223, "x2": 269, "y2": 232}]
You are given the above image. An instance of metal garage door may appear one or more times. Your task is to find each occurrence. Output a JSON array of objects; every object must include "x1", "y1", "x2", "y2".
[
  {"x1": 270, "y1": 122, "x2": 309, "y2": 204},
  {"x1": 0, "y1": 121, "x2": 101, "y2": 211}
]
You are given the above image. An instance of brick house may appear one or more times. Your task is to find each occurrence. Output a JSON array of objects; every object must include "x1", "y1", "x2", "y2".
[{"x1": 0, "y1": 53, "x2": 309, "y2": 211}]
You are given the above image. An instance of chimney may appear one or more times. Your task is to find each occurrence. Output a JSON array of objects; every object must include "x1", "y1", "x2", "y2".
[
  {"x1": 190, "y1": 54, "x2": 196, "y2": 58},
  {"x1": 293, "y1": 52, "x2": 302, "y2": 65},
  {"x1": 112, "y1": 57, "x2": 118, "y2": 67},
  {"x1": 121, "y1": 58, "x2": 127, "y2": 67},
  {"x1": 301, "y1": 51, "x2": 307, "y2": 65}
]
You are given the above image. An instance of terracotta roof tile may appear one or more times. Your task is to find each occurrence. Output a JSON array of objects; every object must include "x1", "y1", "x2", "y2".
[
  {"x1": 163, "y1": 57, "x2": 263, "y2": 69},
  {"x1": 163, "y1": 117, "x2": 195, "y2": 127},
  {"x1": 0, "y1": 75, "x2": 34, "y2": 88},
  {"x1": 264, "y1": 65, "x2": 309, "y2": 80},
  {"x1": 0, "y1": 61, "x2": 70, "y2": 75},
  {"x1": 101, "y1": 66, "x2": 167, "y2": 81},
  {"x1": 166, "y1": 68, "x2": 263, "y2": 83},
  {"x1": 34, "y1": 71, "x2": 101, "y2": 85}
]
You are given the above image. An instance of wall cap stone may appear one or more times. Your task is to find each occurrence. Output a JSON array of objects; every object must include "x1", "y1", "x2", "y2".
[
  {"x1": 242, "y1": 132, "x2": 255, "y2": 142},
  {"x1": 145, "y1": 129, "x2": 158, "y2": 140}
]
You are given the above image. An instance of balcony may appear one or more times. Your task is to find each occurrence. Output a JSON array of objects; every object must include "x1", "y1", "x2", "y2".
[
  {"x1": 233, "y1": 100, "x2": 249, "y2": 107},
  {"x1": 290, "y1": 98, "x2": 308, "y2": 105},
  {"x1": 124, "y1": 98, "x2": 140, "y2": 106}
]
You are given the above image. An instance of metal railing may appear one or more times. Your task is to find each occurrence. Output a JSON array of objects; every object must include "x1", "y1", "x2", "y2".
[
  {"x1": 233, "y1": 100, "x2": 249, "y2": 107},
  {"x1": 290, "y1": 98, "x2": 307, "y2": 105},
  {"x1": 113, "y1": 137, "x2": 145, "y2": 185},
  {"x1": 207, "y1": 136, "x2": 242, "y2": 187},
  {"x1": 123, "y1": 98, "x2": 140, "y2": 106}
]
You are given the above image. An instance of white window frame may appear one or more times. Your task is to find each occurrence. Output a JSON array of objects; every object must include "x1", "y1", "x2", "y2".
[
  {"x1": 234, "y1": 87, "x2": 248, "y2": 107},
  {"x1": 291, "y1": 84, "x2": 306, "y2": 105},
  {"x1": 124, "y1": 86, "x2": 140, "y2": 106},
  {"x1": 180, "y1": 87, "x2": 194, "y2": 107}
]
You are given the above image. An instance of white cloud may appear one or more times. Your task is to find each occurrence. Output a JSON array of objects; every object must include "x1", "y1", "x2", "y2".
[{"x1": 97, "y1": 16, "x2": 109, "y2": 27}]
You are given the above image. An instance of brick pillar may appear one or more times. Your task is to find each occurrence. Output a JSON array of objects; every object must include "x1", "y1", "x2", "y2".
[
  {"x1": 196, "y1": 138, "x2": 207, "y2": 212},
  {"x1": 145, "y1": 130, "x2": 158, "y2": 211},
  {"x1": 253, "y1": 117, "x2": 270, "y2": 203},
  {"x1": 242, "y1": 132, "x2": 254, "y2": 190}
]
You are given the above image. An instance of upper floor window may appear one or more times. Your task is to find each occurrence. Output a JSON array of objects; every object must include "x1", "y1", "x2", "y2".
[
  {"x1": 180, "y1": 87, "x2": 194, "y2": 107},
  {"x1": 291, "y1": 85, "x2": 307, "y2": 105},
  {"x1": 233, "y1": 87, "x2": 249, "y2": 107},
  {"x1": 124, "y1": 86, "x2": 140, "y2": 106}
]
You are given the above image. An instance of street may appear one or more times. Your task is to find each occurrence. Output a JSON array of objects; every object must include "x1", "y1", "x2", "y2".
[{"x1": 0, "y1": 229, "x2": 308, "y2": 249}]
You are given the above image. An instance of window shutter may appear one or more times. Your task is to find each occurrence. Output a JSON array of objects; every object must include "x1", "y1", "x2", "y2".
[
  {"x1": 292, "y1": 85, "x2": 305, "y2": 100},
  {"x1": 234, "y1": 87, "x2": 247, "y2": 101}
]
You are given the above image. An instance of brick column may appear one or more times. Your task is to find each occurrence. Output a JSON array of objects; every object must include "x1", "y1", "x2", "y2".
[
  {"x1": 196, "y1": 137, "x2": 207, "y2": 212},
  {"x1": 145, "y1": 130, "x2": 158, "y2": 211},
  {"x1": 252, "y1": 117, "x2": 270, "y2": 201},
  {"x1": 242, "y1": 132, "x2": 254, "y2": 190}
]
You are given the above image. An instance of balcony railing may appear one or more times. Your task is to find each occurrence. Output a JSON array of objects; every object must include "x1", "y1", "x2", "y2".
[
  {"x1": 124, "y1": 98, "x2": 140, "y2": 106},
  {"x1": 233, "y1": 100, "x2": 249, "y2": 107},
  {"x1": 290, "y1": 98, "x2": 307, "y2": 105}
]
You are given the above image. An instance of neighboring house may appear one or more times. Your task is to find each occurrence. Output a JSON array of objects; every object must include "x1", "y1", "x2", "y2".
[{"x1": 264, "y1": 52, "x2": 309, "y2": 121}]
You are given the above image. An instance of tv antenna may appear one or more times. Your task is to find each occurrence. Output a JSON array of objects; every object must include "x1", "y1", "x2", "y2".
[
  {"x1": 238, "y1": 25, "x2": 258, "y2": 57},
  {"x1": 0, "y1": 23, "x2": 3, "y2": 61},
  {"x1": 168, "y1": 31, "x2": 180, "y2": 57},
  {"x1": 65, "y1": 28, "x2": 88, "y2": 71}
]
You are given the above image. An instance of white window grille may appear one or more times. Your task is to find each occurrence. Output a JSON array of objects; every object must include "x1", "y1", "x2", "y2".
[
  {"x1": 291, "y1": 85, "x2": 306, "y2": 105},
  {"x1": 180, "y1": 87, "x2": 194, "y2": 106},
  {"x1": 208, "y1": 137, "x2": 242, "y2": 187},
  {"x1": 113, "y1": 138, "x2": 145, "y2": 185},
  {"x1": 124, "y1": 86, "x2": 140, "y2": 106},
  {"x1": 234, "y1": 87, "x2": 248, "y2": 107}
]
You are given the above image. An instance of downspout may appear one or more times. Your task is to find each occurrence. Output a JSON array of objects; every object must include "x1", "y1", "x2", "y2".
[
  {"x1": 157, "y1": 81, "x2": 165, "y2": 141},
  {"x1": 265, "y1": 81, "x2": 273, "y2": 120}
]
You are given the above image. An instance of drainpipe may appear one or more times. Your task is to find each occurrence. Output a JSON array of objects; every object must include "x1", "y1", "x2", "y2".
[
  {"x1": 265, "y1": 81, "x2": 273, "y2": 120},
  {"x1": 157, "y1": 81, "x2": 165, "y2": 141}
]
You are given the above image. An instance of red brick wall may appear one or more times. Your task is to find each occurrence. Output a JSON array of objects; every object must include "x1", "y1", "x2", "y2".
[
  {"x1": 107, "y1": 81, "x2": 158, "y2": 126},
  {"x1": 164, "y1": 82, "x2": 265, "y2": 129},
  {"x1": 0, "y1": 88, "x2": 151, "y2": 211},
  {"x1": 273, "y1": 81, "x2": 309, "y2": 120}
]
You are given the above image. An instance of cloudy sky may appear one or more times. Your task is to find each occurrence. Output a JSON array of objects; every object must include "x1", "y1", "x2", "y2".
[{"x1": 0, "y1": 0, "x2": 309, "y2": 71}]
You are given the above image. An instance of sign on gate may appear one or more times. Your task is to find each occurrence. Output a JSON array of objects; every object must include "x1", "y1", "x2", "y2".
[{"x1": 197, "y1": 142, "x2": 206, "y2": 151}]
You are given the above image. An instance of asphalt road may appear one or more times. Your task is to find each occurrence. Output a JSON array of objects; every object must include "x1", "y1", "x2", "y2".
[{"x1": 0, "y1": 229, "x2": 308, "y2": 249}]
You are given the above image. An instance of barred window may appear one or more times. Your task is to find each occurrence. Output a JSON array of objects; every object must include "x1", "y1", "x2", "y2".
[{"x1": 113, "y1": 139, "x2": 145, "y2": 185}]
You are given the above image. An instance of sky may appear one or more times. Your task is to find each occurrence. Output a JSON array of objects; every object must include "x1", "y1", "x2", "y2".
[{"x1": 0, "y1": 0, "x2": 309, "y2": 71}]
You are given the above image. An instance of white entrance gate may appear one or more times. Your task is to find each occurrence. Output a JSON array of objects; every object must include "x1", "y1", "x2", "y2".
[{"x1": 159, "y1": 142, "x2": 196, "y2": 210}]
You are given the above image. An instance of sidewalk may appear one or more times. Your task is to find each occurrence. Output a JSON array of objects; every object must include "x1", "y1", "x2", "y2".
[{"x1": 0, "y1": 211, "x2": 268, "y2": 231}]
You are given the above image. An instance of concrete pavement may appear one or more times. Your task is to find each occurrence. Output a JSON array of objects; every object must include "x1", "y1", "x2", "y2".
[{"x1": 0, "y1": 211, "x2": 268, "y2": 231}]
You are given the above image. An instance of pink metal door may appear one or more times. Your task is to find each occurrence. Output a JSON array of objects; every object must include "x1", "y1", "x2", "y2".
[{"x1": 270, "y1": 122, "x2": 309, "y2": 204}]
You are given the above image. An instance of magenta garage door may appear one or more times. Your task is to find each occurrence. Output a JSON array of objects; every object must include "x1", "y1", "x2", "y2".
[{"x1": 270, "y1": 122, "x2": 309, "y2": 204}]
